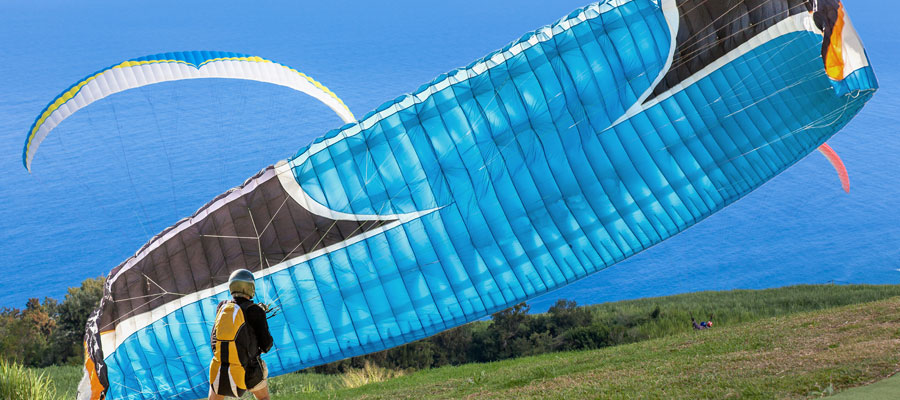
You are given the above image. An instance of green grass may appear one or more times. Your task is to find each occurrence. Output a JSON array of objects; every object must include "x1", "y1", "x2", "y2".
[
  {"x1": 36, "y1": 364, "x2": 82, "y2": 399},
  {"x1": 296, "y1": 297, "x2": 900, "y2": 399},
  {"x1": 832, "y1": 373, "x2": 900, "y2": 399},
  {"x1": 585, "y1": 284, "x2": 900, "y2": 339},
  {"x1": 267, "y1": 371, "x2": 344, "y2": 397},
  {"x1": 31, "y1": 284, "x2": 900, "y2": 399},
  {"x1": 1, "y1": 358, "x2": 59, "y2": 400}
]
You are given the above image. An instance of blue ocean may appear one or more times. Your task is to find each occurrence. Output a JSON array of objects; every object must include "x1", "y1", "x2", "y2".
[{"x1": 1, "y1": 0, "x2": 897, "y2": 311}]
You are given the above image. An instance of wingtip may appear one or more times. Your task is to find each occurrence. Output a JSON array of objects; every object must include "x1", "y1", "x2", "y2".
[{"x1": 817, "y1": 143, "x2": 850, "y2": 194}]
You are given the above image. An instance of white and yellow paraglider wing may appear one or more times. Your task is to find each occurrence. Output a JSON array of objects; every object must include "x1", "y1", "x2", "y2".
[{"x1": 21, "y1": 50, "x2": 356, "y2": 172}]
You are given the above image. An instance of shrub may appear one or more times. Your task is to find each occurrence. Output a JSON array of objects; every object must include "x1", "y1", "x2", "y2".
[
  {"x1": 340, "y1": 361, "x2": 404, "y2": 388},
  {"x1": 558, "y1": 324, "x2": 609, "y2": 351},
  {"x1": 547, "y1": 299, "x2": 594, "y2": 335}
]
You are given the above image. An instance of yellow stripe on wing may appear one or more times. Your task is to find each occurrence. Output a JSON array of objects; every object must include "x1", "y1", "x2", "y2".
[
  {"x1": 26, "y1": 59, "x2": 195, "y2": 157},
  {"x1": 197, "y1": 56, "x2": 354, "y2": 117},
  {"x1": 197, "y1": 56, "x2": 268, "y2": 67}
]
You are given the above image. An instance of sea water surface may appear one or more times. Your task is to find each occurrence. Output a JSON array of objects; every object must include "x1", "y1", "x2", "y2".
[{"x1": 0, "y1": 0, "x2": 897, "y2": 310}]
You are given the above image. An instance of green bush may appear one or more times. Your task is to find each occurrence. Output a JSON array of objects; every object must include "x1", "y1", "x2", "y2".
[
  {"x1": 546, "y1": 299, "x2": 595, "y2": 335},
  {"x1": 0, "y1": 358, "x2": 57, "y2": 400},
  {"x1": 558, "y1": 324, "x2": 609, "y2": 350}
]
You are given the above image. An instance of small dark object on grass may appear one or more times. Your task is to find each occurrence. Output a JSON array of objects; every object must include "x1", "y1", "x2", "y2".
[{"x1": 691, "y1": 314, "x2": 713, "y2": 330}]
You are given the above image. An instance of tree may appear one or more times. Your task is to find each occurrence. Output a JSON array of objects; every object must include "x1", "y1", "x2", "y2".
[
  {"x1": 489, "y1": 303, "x2": 531, "y2": 360},
  {"x1": 54, "y1": 277, "x2": 105, "y2": 364},
  {"x1": 430, "y1": 325, "x2": 473, "y2": 366},
  {"x1": 0, "y1": 277, "x2": 105, "y2": 367},
  {"x1": 0, "y1": 298, "x2": 58, "y2": 367},
  {"x1": 547, "y1": 299, "x2": 593, "y2": 335}
]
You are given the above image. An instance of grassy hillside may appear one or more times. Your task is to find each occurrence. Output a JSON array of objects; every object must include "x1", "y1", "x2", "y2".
[
  {"x1": 298, "y1": 297, "x2": 900, "y2": 399},
  {"x1": 584, "y1": 284, "x2": 900, "y2": 338},
  {"x1": 32, "y1": 285, "x2": 900, "y2": 399}
]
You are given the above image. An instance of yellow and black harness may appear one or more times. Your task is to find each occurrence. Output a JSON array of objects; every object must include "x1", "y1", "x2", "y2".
[{"x1": 209, "y1": 300, "x2": 254, "y2": 397}]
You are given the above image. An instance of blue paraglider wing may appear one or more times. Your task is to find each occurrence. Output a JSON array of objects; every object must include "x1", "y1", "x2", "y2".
[{"x1": 72, "y1": 1, "x2": 876, "y2": 399}]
